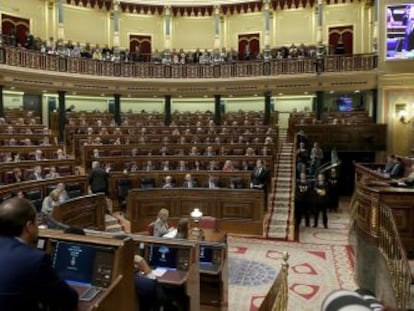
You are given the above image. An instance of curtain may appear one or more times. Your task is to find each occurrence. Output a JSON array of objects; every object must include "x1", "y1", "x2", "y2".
[
  {"x1": 129, "y1": 35, "x2": 152, "y2": 62},
  {"x1": 1, "y1": 14, "x2": 30, "y2": 46},
  {"x1": 238, "y1": 33, "x2": 260, "y2": 60},
  {"x1": 328, "y1": 26, "x2": 353, "y2": 55}
]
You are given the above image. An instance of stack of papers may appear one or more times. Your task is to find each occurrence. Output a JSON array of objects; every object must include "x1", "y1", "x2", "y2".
[
  {"x1": 162, "y1": 228, "x2": 177, "y2": 238},
  {"x1": 152, "y1": 268, "x2": 167, "y2": 277}
]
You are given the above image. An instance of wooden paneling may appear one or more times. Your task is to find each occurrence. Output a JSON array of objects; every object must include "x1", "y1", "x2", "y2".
[{"x1": 126, "y1": 188, "x2": 264, "y2": 235}]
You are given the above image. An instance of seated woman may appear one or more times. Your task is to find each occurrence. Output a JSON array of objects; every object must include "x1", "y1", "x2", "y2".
[
  {"x1": 175, "y1": 218, "x2": 189, "y2": 239},
  {"x1": 152, "y1": 208, "x2": 170, "y2": 237},
  {"x1": 41, "y1": 189, "x2": 61, "y2": 216}
]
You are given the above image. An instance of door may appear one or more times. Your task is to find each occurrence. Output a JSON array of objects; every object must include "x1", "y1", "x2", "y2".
[
  {"x1": 238, "y1": 33, "x2": 260, "y2": 60},
  {"x1": 129, "y1": 35, "x2": 152, "y2": 62},
  {"x1": 1, "y1": 13, "x2": 30, "y2": 47},
  {"x1": 328, "y1": 26, "x2": 353, "y2": 55}
]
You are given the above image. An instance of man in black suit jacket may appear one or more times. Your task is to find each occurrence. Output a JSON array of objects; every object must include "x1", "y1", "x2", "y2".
[
  {"x1": 0, "y1": 197, "x2": 78, "y2": 311},
  {"x1": 250, "y1": 159, "x2": 270, "y2": 191},
  {"x1": 88, "y1": 161, "x2": 109, "y2": 195}
]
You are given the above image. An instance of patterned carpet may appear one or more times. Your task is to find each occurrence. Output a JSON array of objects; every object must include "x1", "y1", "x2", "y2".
[{"x1": 228, "y1": 202, "x2": 355, "y2": 311}]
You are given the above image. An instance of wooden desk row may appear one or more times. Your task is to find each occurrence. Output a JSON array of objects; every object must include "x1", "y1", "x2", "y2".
[
  {"x1": 0, "y1": 175, "x2": 89, "y2": 211},
  {"x1": 0, "y1": 159, "x2": 77, "y2": 184},
  {"x1": 0, "y1": 145, "x2": 66, "y2": 162},
  {"x1": 127, "y1": 188, "x2": 264, "y2": 235}
]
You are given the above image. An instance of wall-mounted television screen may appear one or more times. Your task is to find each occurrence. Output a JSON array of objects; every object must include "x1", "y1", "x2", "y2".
[
  {"x1": 386, "y1": 4, "x2": 414, "y2": 59},
  {"x1": 336, "y1": 97, "x2": 353, "y2": 112}
]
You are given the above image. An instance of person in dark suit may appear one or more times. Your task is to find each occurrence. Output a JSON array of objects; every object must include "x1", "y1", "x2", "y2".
[
  {"x1": 204, "y1": 174, "x2": 220, "y2": 189},
  {"x1": 0, "y1": 197, "x2": 78, "y2": 311},
  {"x1": 295, "y1": 172, "x2": 310, "y2": 227},
  {"x1": 88, "y1": 161, "x2": 109, "y2": 195},
  {"x1": 313, "y1": 173, "x2": 329, "y2": 229},
  {"x1": 250, "y1": 159, "x2": 270, "y2": 191},
  {"x1": 389, "y1": 157, "x2": 404, "y2": 179},
  {"x1": 183, "y1": 174, "x2": 197, "y2": 188},
  {"x1": 327, "y1": 168, "x2": 340, "y2": 212}
]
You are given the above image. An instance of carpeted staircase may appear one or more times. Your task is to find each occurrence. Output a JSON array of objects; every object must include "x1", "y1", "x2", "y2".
[
  {"x1": 263, "y1": 129, "x2": 295, "y2": 240},
  {"x1": 105, "y1": 214, "x2": 124, "y2": 233}
]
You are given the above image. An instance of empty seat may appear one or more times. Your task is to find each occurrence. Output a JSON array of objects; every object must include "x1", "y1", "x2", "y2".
[
  {"x1": 118, "y1": 179, "x2": 132, "y2": 211},
  {"x1": 66, "y1": 183, "x2": 82, "y2": 198},
  {"x1": 200, "y1": 216, "x2": 218, "y2": 231},
  {"x1": 141, "y1": 177, "x2": 155, "y2": 189},
  {"x1": 25, "y1": 190, "x2": 42, "y2": 212}
]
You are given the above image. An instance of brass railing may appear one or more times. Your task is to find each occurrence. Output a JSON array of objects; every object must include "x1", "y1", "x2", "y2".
[
  {"x1": 259, "y1": 251, "x2": 289, "y2": 311},
  {"x1": 0, "y1": 46, "x2": 377, "y2": 79},
  {"x1": 378, "y1": 203, "x2": 412, "y2": 310}
]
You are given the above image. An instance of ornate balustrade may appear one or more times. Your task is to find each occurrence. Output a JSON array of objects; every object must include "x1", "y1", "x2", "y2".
[{"x1": 0, "y1": 46, "x2": 377, "y2": 79}]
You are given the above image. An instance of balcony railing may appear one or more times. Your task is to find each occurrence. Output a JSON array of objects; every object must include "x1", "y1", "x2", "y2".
[{"x1": 0, "y1": 46, "x2": 377, "y2": 79}]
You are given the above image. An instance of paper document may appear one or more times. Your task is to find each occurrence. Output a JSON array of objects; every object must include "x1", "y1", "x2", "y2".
[
  {"x1": 152, "y1": 268, "x2": 167, "y2": 277},
  {"x1": 162, "y1": 228, "x2": 177, "y2": 238}
]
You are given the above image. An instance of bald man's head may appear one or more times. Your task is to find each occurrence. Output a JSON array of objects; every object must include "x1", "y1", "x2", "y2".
[{"x1": 0, "y1": 198, "x2": 37, "y2": 240}]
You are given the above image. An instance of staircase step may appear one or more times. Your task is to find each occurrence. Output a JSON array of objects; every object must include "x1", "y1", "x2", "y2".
[{"x1": 106, "y1": 224, "x2": 124, "y2": 232}]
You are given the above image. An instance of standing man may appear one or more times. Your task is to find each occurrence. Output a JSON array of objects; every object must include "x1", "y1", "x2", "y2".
[
  {"x1": 251, "y1": 160, "x2": 271, "y2": 210},
  {"x1": 0, "y1": 197, "x2": 78, "y2": 310},
  {"x1": 88, "y1": 161, "x2": 109, "y2": 195},
  {"x1": 250, "y1": 159, "x2": 270, "y2": 191}
]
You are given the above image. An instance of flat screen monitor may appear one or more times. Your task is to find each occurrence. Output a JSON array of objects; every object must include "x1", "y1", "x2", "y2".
[
  {"x1": 148, "y1": 245, "x2": 177, "y2": 269},
  {"x1": 199, "y1": 245, "x2": 214, "y2": 263},
  {"x1": 51, "y1": 241, "x2": 97, "y2": 286},
  {"x1": 337, "y1": 97, "x2": 353, "y2": 112},
  {"x1": 386, "y1": 4, "x2": 414, "y2": 59}
]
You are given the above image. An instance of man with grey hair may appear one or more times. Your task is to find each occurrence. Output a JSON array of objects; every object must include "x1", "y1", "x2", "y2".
[{"x1": 88, "y1": 161, "x2": 109, "y2": 195}]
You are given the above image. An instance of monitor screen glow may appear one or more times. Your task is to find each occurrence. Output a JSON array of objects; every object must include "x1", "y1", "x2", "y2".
[
  {"x1": 386, "y1": 4, "x2": 414, "y2": 60},
  {"x1": 51, "y1": 241, "x2": 97, "y2": 286}
]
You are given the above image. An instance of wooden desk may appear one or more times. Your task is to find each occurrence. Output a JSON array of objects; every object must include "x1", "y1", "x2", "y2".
[
  {"x1": 127, "y1": 188, "x2": 264, "y2": 235},
  {"x1": 39, "y1": 229, "x2": 136, "y2": 311},
  {"x1": 158, "y1": 270, "x2": 189, "y2": 286}
]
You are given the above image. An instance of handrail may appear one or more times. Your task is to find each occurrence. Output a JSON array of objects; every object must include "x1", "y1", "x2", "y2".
[
  {"x1": 0, "y1": 46, "x2": 377, "y2": 79},
  {"x1": 377, "y1": 203, "x2": 412, "y2": 310},
  {"x1": 258, "y1": 251, "x2": 289, "y2": 311}
]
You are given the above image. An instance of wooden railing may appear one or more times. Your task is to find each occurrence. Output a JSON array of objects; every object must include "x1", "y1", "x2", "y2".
[
  {"x1": 378, "y1": 203, "x2": 412, "y2": 310},
  {"x1": 0, "y1": 46, "x2": 377, "y2": 79}
]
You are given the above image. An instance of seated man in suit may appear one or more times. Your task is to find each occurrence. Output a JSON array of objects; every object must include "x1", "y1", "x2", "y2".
[
  {"x1": 28, "y1": 165, "x2": 44, "y2": 181},
  {"x1": 183, "y1": 173, "x2": 197, "y2": 188},
  {"x1": 389, "y1": 157, "x2": 404, "y2": 179},
  {"x1": 162, "y1": 176, "x2": 175, "y2": 189},
  {"x1": 0, "y1": 197, "x2": 78, "y2": 310},
  {"x1": 204, "y1": 174, "x2": 220, "y2": 189}
]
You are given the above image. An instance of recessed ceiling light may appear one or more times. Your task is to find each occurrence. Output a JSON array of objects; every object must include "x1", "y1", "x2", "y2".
[
  {"x1": 10, "y1": 86, "x2": 15, "y2": 90},
  {"x1": 100, "y1": 93, "x2": 105, "y2": 97},
  {"x1": 203, "y1": 95, "x2": 208, "y2": 98},
  {"x1": 127, "y1": 94, "x2": 131, "y2": 98},
  {"x1": 178, "y1": 95, "x2": 182, "y2": 98},
  {"x1": 354, "y1": 90, "x2": 360, "y2": 93},
  {"x1": 72, "y1": 91, "x2": 77, "y2": 95},
  {"x1": 278, "y1": 93, "x2": 283, "y2": 96},
  {"x1": 228, "y1": 94, "x2": 233, "y2": 98},
  {"x1": 329, "y1": 90, "x2": 334, "y2": 94},
  {"x1": 304, "y1": 91, "x2": 308, "y2": 95},
  {"x1": 42, "y1": 90, "x2": 47, "y2": 93}
]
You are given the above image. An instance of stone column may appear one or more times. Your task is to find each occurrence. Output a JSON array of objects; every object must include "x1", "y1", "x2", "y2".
[
  {"x1": 372, "y1": 89, "x2": 377, "y2": 123},
  {"x1": 315, "y1": 91, "x2": 324, "y2": 120},
  {"x1": 58, "y1": 90, "x2": 66, "y2": 143},
  {"x1": 57, "y1": 0, "x2": 65, "y2": 40},
  {"x1": 164, "y1": 6, "x2": 172, "y2": 51},
  {"x1": 372, "y1": 0, "x2": 378, "y2": 53},
  {"x1": 113, "y1": 1, "x2": 120, "y2": 49},
  {"x1": 263, "y1": 0, "x2": 271, "y2": 56},
  {"x1": 114, "y1": 94, "x2": 121, "y2": 126},
  {"x1": 164, "y1": 95, "x2": 171, "y2": 126},
  {"x1": 316, "y1": 0, "x2": 323, "y2": 55},
  {"x1": 214, "y1": 6, "x2": 221, "y2": 50},
  {"x1": 214, "y1": 95, "x2": 221, "y2": 125},
  {"x1": 264, "y1": 91, "x2": 272, "y2": 125},
  {"x1": 0, "y1": 85, "x2": 4, "y2": 118}
]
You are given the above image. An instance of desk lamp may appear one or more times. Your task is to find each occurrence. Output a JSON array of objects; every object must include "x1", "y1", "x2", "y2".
[{"x1": 190, "y1": 208, "x2": 203, "y2": 237}]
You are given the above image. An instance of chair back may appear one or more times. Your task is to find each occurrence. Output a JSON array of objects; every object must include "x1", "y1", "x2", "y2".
[
  {"x1": 147, "y1": 222, "x2": 155, "y2": 236},
  {"x1": 200, "y1": 216, "x2": 217, "y2": 231}
]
